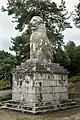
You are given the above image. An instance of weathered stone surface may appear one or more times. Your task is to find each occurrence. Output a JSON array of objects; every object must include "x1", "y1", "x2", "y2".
[
  {"x1": 30, "y1": 16, "x2": 53, "y2": 62},
  {"x1": 12, "y1": 63, "x2": 68, "y2": 105},
  {"x1": 14, "y1": 60, "x2": 68, "y2": 74}
]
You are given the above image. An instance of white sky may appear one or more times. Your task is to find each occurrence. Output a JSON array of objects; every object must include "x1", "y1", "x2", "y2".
[{"x1": 0, "y1": 0, "x2": 80, "y2": 54}]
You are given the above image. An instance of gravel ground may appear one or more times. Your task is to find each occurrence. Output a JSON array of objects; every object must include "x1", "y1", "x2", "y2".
[
  {"x1": 0, "y1": 90, "x2": 11, "y2": 97},
  {"x1": 0, "y1": 107, "x2": 80, "y2": 120}
]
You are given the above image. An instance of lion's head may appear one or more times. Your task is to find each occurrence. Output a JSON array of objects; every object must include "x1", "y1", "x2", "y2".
[{"x1": 30, "y1": 16, "x2": 43, "y2": 31}]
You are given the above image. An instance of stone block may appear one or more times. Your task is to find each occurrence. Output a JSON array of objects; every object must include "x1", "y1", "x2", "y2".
[
  {"x1": 49, "y1": 80, "x2": 57, "y2": 86},
  {"x1": 61, "y1": 92, "x2": 68, "y2": 100},
  {"x1": 42, "y1": 94, "x2": 48, "y2": 102},
  {"x1": 56, "y1": 81, "x2": 60, "y2": 86},
  {"x1": 55, "y1": 93, "x2": 61, "y2": 100},
  {"x1": 55, "y1": 87, "x2": 61, "y2": 93},
  {"x1": 49, "y1": 94, "x2": 53, "y2": 101},
  {"x1": 43, "y1": 81, "x2": 50, "y2": 86},
  {"x1": 62, "y1": 87, "x2": 68, "y2": 92},
  {"x1": 24, "y1": 93, "x2": 34, "y2": 103},
  {"x1": 52, "y1": 87, "x2": 56, "y2": 92},
  {"x1": 12, "y1": 92, "x2": 21, "y2": 101}
]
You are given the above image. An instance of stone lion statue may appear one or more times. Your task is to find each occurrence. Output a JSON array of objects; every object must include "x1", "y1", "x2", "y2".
[{"x1": 30, "y1": 16, "x2": 53, "y2": 62}]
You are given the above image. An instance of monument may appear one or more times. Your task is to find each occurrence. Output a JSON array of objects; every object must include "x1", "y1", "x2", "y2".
[
  {"x1": 1, "y1": 16, "x2": 76, "y2": 113},
  {"x1": 30, "y1": 16, "x2": 53, "y2": 62}
]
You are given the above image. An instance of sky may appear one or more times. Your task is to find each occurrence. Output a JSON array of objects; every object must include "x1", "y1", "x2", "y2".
[{"x1": 0, "y1": 0, "x2": 80, "y2": 54}]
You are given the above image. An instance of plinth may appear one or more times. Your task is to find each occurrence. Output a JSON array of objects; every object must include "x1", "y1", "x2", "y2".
[{"x1": 12, "y1": 59, "x2": 69, "y2": 113}]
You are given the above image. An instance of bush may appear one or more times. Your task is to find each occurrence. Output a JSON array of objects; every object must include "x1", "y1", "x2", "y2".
[
  {"x1": 0, "y1": 80, "x2": 10, "y2": 87},
  {"x1": 0, "y1": 80, "x2": 11, "y2": 90},
  {"x1": 69, "y1": 93, "x2": 80, "y2": 99},
  {"x1": 69, "y1": 75, "x2": 80, "y2": 83}
]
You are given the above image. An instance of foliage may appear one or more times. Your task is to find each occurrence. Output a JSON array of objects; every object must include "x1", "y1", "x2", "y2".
[
  {"x1": 64, "y1": 41, "x2": 76, "y2": 59},
  {"x1": 69, "y1": 46, "x2": 80, "y2": 76},
  {"x1": 0, "y1": 50, "x2": 17, "y2": 84},
  {"x1": 54, "y1": 41, "x2": 80, "y2": 77},
  {"x1": 2, "y1": 0, "x2": 71, "y2": 64},
  {"x1": 68, "y1": 45, "x2": 80, "y2": 76},
  {"x1": 69, "y1": 75, "x2": 80, "y2": 83},
  {"x1": 73, "y1": 46, "x2": 80, "y2": 65},
  {"x1": 64, "y1": 41, "x2": 77, "y2": 77},
  {"x1": 62, "y1": 41, "x2": 80, "y2": 77},
  {"x1": 10, "y1": 32, "x2": 30, "y2": 65},
  {"x1": 69, "y1": 92, "x2": 80, "y2": 99},
  {"x1": 54, "y1": 47, "x2": 70, "y2": 68},
  {"x1": 74, "y1": 1, "x2": 80, "y2": 27},
  {"x1": 0, "y1": 80, "x2": 10, "y2": 87}
]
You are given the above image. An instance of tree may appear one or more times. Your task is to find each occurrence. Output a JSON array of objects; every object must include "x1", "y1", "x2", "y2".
[
  {"x1": 0, "y1": 50, "x2": 17, "y2": 85},
  {"x1": 10, "y1": 32, "x2": 30, "y2": 65},
  {"x1": 74, "y1": 1, "x2": 80, "y2": 27},
  {"x1": 64, "y1": 41, "x2": 80, "y2": 77},
  {"x1": 54, "y1": 41, "x2": 80, "y2": 77},
  {"x1": 64, "y1": 41, "x2": 76, "y2": 77},
  {"x1": 72, "y1": 46, "x2": 80, "y2": 74},
  {"x1": 54, "y1": 48, "x2": 70, "y2": 69},
  {"x1": 2, "y1": 0, "x2": 71, "y2": 64},
  {"x1": 64, "y1": 41, "x2": 76, "y2": 60}
]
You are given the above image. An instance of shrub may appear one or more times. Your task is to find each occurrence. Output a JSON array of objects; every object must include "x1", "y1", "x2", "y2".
[
  {"x1": 0, "y1": 80, "x2": 10, "y2": 87},
  {"x1": 69, "y1": 93, "x2": 80, "y2": 99},
  {"x1": 69, "y1": 75, "x2": 80, "y2": 83}
]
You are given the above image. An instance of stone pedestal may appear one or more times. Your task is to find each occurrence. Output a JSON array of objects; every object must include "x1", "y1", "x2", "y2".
[{"x1": 12, "y1": 59, "x2": 68, "y2": 113}]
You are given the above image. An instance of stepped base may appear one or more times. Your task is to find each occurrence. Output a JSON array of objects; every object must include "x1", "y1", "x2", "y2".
[{"x1": 0, "y1": 100, "x2": 79, "y2": 114}]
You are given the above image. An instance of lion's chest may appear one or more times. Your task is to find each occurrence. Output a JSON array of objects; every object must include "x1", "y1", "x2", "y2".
[
  {"x1": 30, "y1": 32, "x2": 45, "y2": 51},
  {"x1": 30, "y1": 31, "x2": 46, "y2": 41}
]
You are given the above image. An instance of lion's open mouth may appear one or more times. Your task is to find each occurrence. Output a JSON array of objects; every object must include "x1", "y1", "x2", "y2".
[{"x1": 31, "y1": 25, "x2": 37, "y2": 30}]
